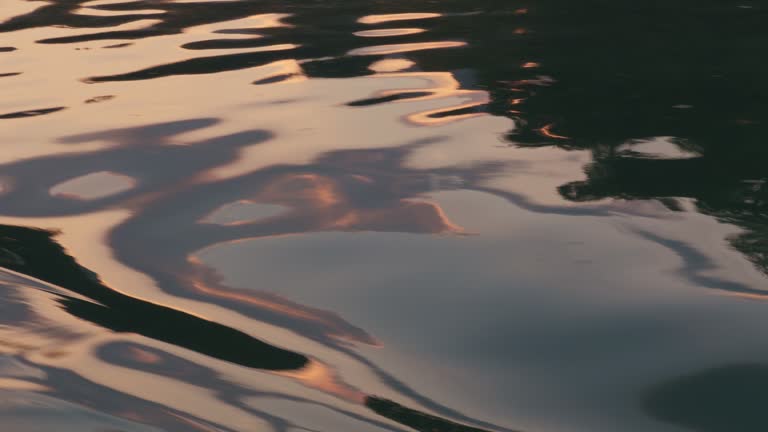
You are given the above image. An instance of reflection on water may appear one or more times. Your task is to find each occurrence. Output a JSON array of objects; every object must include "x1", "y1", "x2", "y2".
[
  {"x1": 645, "y1": 364, "x2": 768, "y2": 432},
  {"x1": 0, "y1": 0, "x2": 767, "y2": 431}
]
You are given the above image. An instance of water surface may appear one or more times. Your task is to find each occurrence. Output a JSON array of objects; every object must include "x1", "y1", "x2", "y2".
[{"x1": 1, "y1": 1, "x2": 767, "y2": 431}]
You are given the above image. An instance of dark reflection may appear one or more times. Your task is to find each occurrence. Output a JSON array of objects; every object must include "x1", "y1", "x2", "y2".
[
  {"x1": 0, "y1": 107, "x2": 66, "y2": 119},
  {"x1": 628, "y1": 228, "x2": 768, "y2": 298},
  {"x1": 86, "y1": 48, "x2": 302, "y2": 83},
  {"x1": 252, "y1": 73, "x2": 300, "y2": 85},
  {"x1": 103, "y1": 42, "x2": 133, "y2": 49},
  {"x1": 95, "y1": 341, "x2": 411, "y2": 432},
  {"x1": 559, "y1": 146, "x2": 768, "y2": 277},
  {"x1": 645, "y1": 364, "x2": 768, "y2": 432},
  {"x1": 367, "y1": 397, "x2": 497, "y2": 432},
  {"x1": 347, "y1": 91, "x2": 435, "y2": 107},
  {"x1": 95, "y1": 339, "x2": 505, "y2": 432},
  {"x1": 1, "y1": 0, "x2": 767, "y2": 430},
  {"x1": 20, "y1": 361, "x2": 232, "y2": 432},
  {"x1": 3, "y1": 1, "x2": 763, "y2": 272},
  {"x1": 83, "y1": 95, "x2": 114, "y2": 104},
  {"x1": 0, "y1": 224, "x2": 307, "y2": 371}
]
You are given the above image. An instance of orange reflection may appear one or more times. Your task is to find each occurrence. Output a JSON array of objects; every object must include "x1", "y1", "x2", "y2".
[
  {"x1": 358, "y1": 13, "x2": 441, "y2": 25},
  {"x1": 182, "y1": 167, "x2": 465, "y2": 343},
  {"x1": 251, "y1": 59, "x2": 306, "y2": 85},
  {"x1": 354, "y1": 28, "x2": 426, "y2": 38},
  {"x1": 245, "y1": 13, "x2": 293, "y2": 29},
  {"x1": 354, "y1": 70, "x2": 489, "y2": 126},
  {"x1": 406, "y1": 103, "x2": 486, "y2": 126},
  {"x1": 348, "y1": 41, "x2": 466, "y2": 56},
  {"x1": 368, "y1": 58, "x2": 416, "y2": 73},
  {"x1": 278, "y1": 359, "x2": 365, "y2": 403},
  {"x1": 538, "y1": 124, "x2": 570, "y2": 140}
]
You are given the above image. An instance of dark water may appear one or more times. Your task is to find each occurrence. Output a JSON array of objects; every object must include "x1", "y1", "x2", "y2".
[{"x1": 0, "y1": 1, "x2": 767, "y2": 431}]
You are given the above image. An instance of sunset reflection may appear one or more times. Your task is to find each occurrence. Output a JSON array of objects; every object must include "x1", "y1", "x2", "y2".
[{"x1": 1, "y1": 1, "x2": 767, "y2": 432}]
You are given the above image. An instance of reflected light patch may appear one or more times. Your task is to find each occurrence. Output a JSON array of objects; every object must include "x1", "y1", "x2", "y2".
[
  {"x1": 201, "y1": 200, "x2": 285, "y2": 225},
  {"x1": 127, "y1": 347, "x2": 163, "y2": 364},
  {"x1": 358, "y1": 13, "x2": 441, "y2": 25},
  {"x1": 348, "y1": 41, "x2": 466, "y2": 56},
  {"x1": 537, "y1": 124, "x2": 570, "y2": 140},
  {"x1": 0, "y1": 378, "x2": 48, "y2": 392},
  {"x1": 251, "y1": 59, "x2": 306, "y2": 85},
  {"x1": 277, "y1": 359, "x2": 365, "y2": 403},
  {"x1": 50, "y1": 171, "x2": 136, "y2": 200},
  {"x1": 246, "y1": 13, "x2": 293, "y2": 29},
  {"x1": 368, "y1": 58, "x2": 416, "y2": 73},
  {"x1": 354, "y1": 28, "x2": 426, "y2": 38}
]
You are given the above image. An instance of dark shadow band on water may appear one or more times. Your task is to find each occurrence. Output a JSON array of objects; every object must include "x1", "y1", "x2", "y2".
[
  {"x1": 367, "y1": 397, "x2": 509, "y2": 432},
  {"x1": 0, "y1": 224, "x2": 308, "y2": 371},
  {"x1": 645, "y1": 364, "x2": 768, "y2": 432}
]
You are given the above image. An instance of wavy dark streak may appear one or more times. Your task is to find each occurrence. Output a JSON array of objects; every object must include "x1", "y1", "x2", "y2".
[
  {"x1": 86, "y1": 48, "x2": 303, "y2": 82},
  {"x1": 101, "y1": 340, "x2": 504, "y2": 432},
  {"x1": 0, "y1": 72, "x2": 21, "y2": 78},
  {"x1": 0, "y1": 224, "x2": 308, "y2": 371},
  {"x1": 0, "y1": 0, "x2": 481, "y2": 39},
  {"x1": 38, "y1": 28, "x2": 168, "y2": 45},
  {"x1": 367, "y1": 397, "x2": 505, "y2": 432},
  {"x1": 0, "y1": 119, "x2": 269, "y2": 216},
  {"x1": 426, "y1": 104, "x2": 486, "y2": 119},
  {"x1": 103, "y1": 42, "x2": 134, "y2": 49},
  {"x1": 628, "y1": 228, "x2": 768, "y2": 298},
  {"x1": 0, "y1": 0, "x2": 265, "y2": 35},
  {"x1": 181, "y1": 38, "x2": 270, "y2": 50},
  {"x1": 347, "y1": 91, "x2": 435, "y2": 107},
  {"x1": 98, "y1": 341, "x2": 410, "y2": 432},
  {"x1": 337, "y1": 345, "x2": 520, "y2": 432},
  {"x1": 253, "y1": 73, "x2": 301, "y2": 85},
  {"x1": 557, "y1": 151, "x2": 768, "y2": 274},
  {"x1": 0, "y1": 107, "x2": 66, "y2": 119},
  {"x1": 12, "y1": 357, "x2": 240, "y2": 432}
]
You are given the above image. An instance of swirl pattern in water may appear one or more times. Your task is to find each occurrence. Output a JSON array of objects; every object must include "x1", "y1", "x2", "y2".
[{"x1": 0, "y1": 1, "x2": 767, "y2": 431}]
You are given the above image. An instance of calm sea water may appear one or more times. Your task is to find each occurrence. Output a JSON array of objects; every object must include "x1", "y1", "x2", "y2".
[{"x1": 0, "y1": 1, "x2": 767, "y2": 431}]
